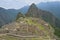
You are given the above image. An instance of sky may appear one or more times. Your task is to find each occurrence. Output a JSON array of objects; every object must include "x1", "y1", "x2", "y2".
[{"x1": 0, "y1": 0, "x2": 60, "y2": 9}]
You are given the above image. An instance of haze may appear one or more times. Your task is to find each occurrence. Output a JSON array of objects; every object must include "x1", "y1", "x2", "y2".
[{"x1": 0, "y1": 0, "x2": 60, "y2": 9}]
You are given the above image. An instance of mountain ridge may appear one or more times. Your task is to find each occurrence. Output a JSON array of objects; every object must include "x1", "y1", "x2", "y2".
[
  {"x1": 25, "y1": 3, "x2": 60, "y2": 38},
  {"x1": 0, "y1": 2, "x2": 60, "y2": 27},
  {"x1": 0, "y1": 17, "x2": 57, "y2": 40},
  {"x1": 26, "y1": 3, "x2": 60, "y2": 28},
  {"x1": 0, "y1": 3, "x2": 59, "y2": 40}
]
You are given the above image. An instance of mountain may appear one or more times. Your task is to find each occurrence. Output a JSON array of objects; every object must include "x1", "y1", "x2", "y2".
[
  {"x1": 0, "y1": 16, "x2": 57, "y2": 40},
  {"x1": 18, "y1": 6, "x2": 29, "y2": 14},
  {"x1": 26, "y1": 3, "x2": 60, "y2": 28},
  {"x1": 0, "y1": 2, "x2": 60, "y2": 27},
  {"x1": 37, "y1": 2, "x2": 60, "y2": 19},
  {"x1": 0, "y1": 8, "x2": 19, "y2": 27},
  {"x1": 19, "y1": 2, "x2": 60, "y2": 19},
  {"x1": 25, "y1": 3, "x2": 60, "y2": 37},
  {"x1": 0, "y1": 3, "x2": 59, "y2": 40},
  {"x1": 0, "y1": 7, "x2": 11, "y2": 27},
  {"x1": 0, "y1": 6, "x2": 29, "y2": 27}
]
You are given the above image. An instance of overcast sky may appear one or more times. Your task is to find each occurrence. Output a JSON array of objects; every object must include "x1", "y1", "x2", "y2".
[{"x1": 0, "y1": 0, "x2": 60, "y2": 9}]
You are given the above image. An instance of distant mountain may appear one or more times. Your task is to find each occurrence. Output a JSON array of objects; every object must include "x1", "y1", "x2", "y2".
[
  {"x1": 0, "y1": 7, "x2": 18, "y2": 27},
  {"x1": 7, "y1": 9, "x2": 18, "y2": 20},
  {"x1": 0, "y1": 6, "x2": 29, "y2": 27},
  {"x1": 18, "y1": 6, "x2": 29, "y2": 14},
  {"x1": 19, "y1": 2, "x2": 60, "y2": 19},
  {"x1": 37, "y1": 2, "x2": 60, "y2": 19},
  {"x1": 0, "y1": 3, "x2": 59, "y2": 39},
  {"x1": 0, "y1": 7, "x2": 11, "y2": 27},
  {"x1": 0, "y1": 7, "x2": 27, "y2": 27},
  {"x1": 25, "y1": 3, "x2": 60, "y2": 37},
  {"x1": 0, "y1": 1, "x2": 60, "y2": 29},
  {"x1": 1, "y1": 2, "x2": 60, "y2": 28}
]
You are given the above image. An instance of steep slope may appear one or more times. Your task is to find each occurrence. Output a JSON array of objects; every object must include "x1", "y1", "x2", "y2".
[
  {"x1": 7, "y1": 9, "x2": 18, "y2": 20},
  {"x1": 37, "y1": 2, "x2": 60, "y2": 19},
  {"x1": 0, "y1": 7, "x2": 28, "y2": 27},
  {"x1": 0, "y1": 7, "x2": 11, "y2": 27},
  {"x1": 0, "y1": 7, "x2": 19, "y2": 27},
  {"x1": 0, "y1": 2, "x2": 60, "y2": 27},
  {"x1": 19, "y1": 2, "x2": 60, "y2": 19},
  {"x1": 26, "y1": 3, "x2": 60, "y2": 28},
  {"x1": 0, "y1": 17, "x2": 57, "y2": 40},
  {"x1": 25, "y1": 3, "x2": 60, "y2": 37}
]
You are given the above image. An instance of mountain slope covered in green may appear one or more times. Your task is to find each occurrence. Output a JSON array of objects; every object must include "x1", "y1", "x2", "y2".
[
  {"x1": 0, "y1": 17, "x2": 57, "y2": 40},
  {"x1": 0, "y1": 3, "x2": 59, "y2": 40},
  {"x1": 25, "y1": 3, "x2": 60, "y2": 38}
]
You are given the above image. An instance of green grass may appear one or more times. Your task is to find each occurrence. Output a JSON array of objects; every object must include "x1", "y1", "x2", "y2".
[
  {"x1": 1, "y1": 36, "x2": 40, "y2": 40},
  {"x1": 54, "y1": 28, "x2": 60, "y2": 37},
  {"x1": 0, "y1": 35, "x2": 49, "y2": 40},
  {"x1": 0, "y1": 35, "x2": 19, "y2": 40},
  {"x1": 0, "y1": 17, "x2": 54, "y2": 40},
  {"x1": 21, "y1": 18, "x2": 51, "y2": 33},
  {"x1": 24, "y1": 18, "x2": 51, "y2": 38},
  {"x1": 24, "y1": 18, "x2": 45, "y2": 30},
  {"x1": 16, "y1": 17, "x2": 53, "y2": 39}
]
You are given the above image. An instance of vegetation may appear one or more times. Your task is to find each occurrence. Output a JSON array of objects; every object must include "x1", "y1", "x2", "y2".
[
  {"x1": 0, "y1": 17, "x2": 56, "y2": 40},
  {"x1": 16, "y1": 12, "x2": 25, "y2": 20},
  {"x1": 0, "y1": 3, "x2": 58, "y2": 40},
  {"x1": 25, "y1": 3, "x2": 60, "y2": 38},
  {"x1": 0, "y1": 35, "x2": 53, "y2": 40},
  {"x1": 54, "y1": 28, "x2": 60, "y2": 37}
]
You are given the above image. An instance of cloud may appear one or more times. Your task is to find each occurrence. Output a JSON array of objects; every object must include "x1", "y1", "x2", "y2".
[
  {"x1": 0, "y1": 0, "x2": 60, "y2": 9},
  {"x1": 25, "y1": 0, "x2": 60, "y2": 5}
]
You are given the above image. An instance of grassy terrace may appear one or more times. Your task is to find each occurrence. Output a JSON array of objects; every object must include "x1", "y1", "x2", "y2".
[
  {"x1": 17, "y1": 17, "x2": 52, "y2": 38},
  {"x1": 0, "y1": 17, "x2": 54, "y2": 40},
  {"x1": 0, "y1": 35, "x2": 53, "y2": 40},
  {"x1": 23, "y1": 17, "x2": 45, "y2": 30}
]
